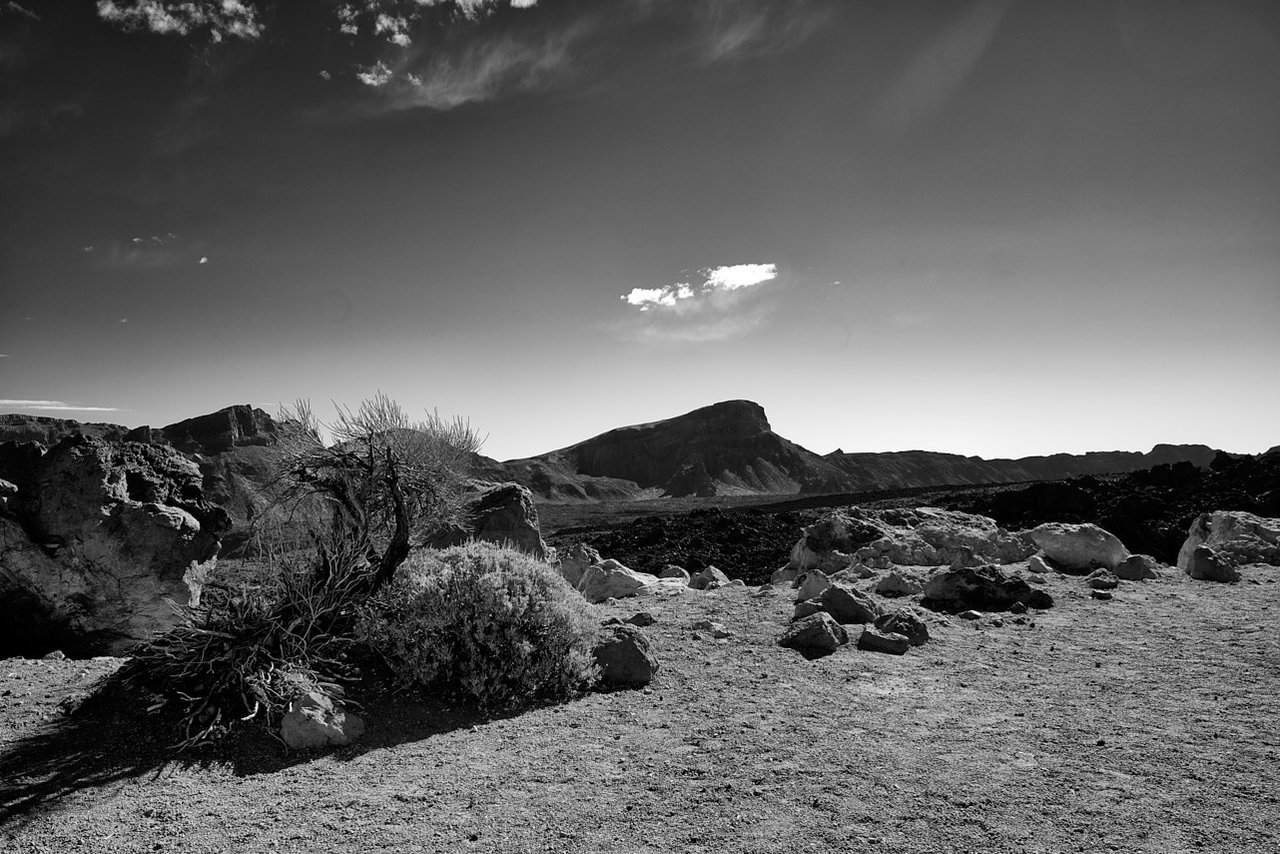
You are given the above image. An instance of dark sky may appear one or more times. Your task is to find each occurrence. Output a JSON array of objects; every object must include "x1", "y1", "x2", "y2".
[{"x1": 2, "y1": 0, "x2": 1278, "y2": 459}]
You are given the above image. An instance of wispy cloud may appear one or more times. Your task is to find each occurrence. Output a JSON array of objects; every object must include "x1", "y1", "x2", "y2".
[
  {"x1": 0, "y1": 399, "x2": 123, "y2": 412},
  {"x1": 693, "y1": 0, "x2": 829, "y2": 63},
  {"x1": 620, "y1": 262, "x2": 782, "y2": 341},
  {"x1": 4, "y1": 2, "x2": 38, "y2": 20},
  {"x1": 872, "y1": 0, "x2": 1012, "y2": 133}
]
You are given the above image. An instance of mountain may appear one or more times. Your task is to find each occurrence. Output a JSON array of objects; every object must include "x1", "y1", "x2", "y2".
[
  {"x1": 822, "y1": 444, "x2": 1220, "y2": 492},
  {"x1": 486, "y1": 401, "x2": 1224, "y2": 500},
  {"x1": 497, "y1": 400, "x2": 847, "y2": 500}
]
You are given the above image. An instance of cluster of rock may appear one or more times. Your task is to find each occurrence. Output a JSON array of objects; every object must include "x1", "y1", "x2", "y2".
[{"x1": 554, "y1": 543, "x2": 739, "y2": 604}]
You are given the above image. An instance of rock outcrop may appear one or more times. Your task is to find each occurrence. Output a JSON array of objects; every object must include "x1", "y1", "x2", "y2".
[
  {"x1": 0, "y1": 436, "x2": 229, "y2": 656},
  {"x1": 1184, "y1": 545, "x2": 1240, "y2": 583},
  {"x1": 1177, "y1": 511, "x2": 1280, "y2": 570},
  {"x1": 786, "y1": 508, "x2": 1035, "y2": 575}
]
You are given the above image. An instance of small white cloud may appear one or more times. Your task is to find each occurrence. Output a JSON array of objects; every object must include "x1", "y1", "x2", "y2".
[
  {"x1": 357, "y1": 60, "x2": 395, "y2": 87},
  {"x1": 703, "y1": 263, "x2": 778, "y2": 291},
  {"x1": 618, "y1": 261, "x2": 783, "y2": 341},
  {"x1": 118, "y1": 318, "x2": 128, "y2": 324},
  {"x1": 319, "y1": 69, "x2": 332, "y2": 80},
  {"x1": 199, "y1": 256, "x2": 209, "y2": 264},
  {"x1": 0, "y1": 399, "x2": 122, "y2": 412}
]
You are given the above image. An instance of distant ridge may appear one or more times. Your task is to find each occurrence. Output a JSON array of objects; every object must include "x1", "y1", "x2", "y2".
[{"x1": 0, "y1": 401, "x2": 1232, "y2": 502}]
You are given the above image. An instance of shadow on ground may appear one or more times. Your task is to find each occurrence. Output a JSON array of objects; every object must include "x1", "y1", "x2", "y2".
[{"x1": 0, "y1": 676, "x2": 508, "y2": 829}]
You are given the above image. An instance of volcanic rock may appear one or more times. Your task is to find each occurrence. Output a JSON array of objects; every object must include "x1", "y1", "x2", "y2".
[
  {"x1": 460, "y1": 482, "x2": 549, "y2": 559},
  {"x1": 1115, "y1": 554, "x2": 1161, "y2": 581},
  {"x1": 594, "y1": 625, "x2": 658, "y2": 686},
  {"x1": 1177, "y1": 511, "x2": 1280, "y2": 570},
  {"x1": 818, "y1": 582, "x2": 882, "y2": 625},
  {"x1": 659, "y1": 564, "x2": 691, "y2": 582},
  {"x1": 577, "y1": 559, "x2": 661, "y2": 604},
  {"x1": 857, "y1": 627, "x2": 911, "y2": 655},
  {"x1": 1184, "y1": 545, "x2": 1240, "y2": 583},
  {"x1": 1026, "y1": 522, "x2": 1130, "y2": 573},
  {"x1": 280, "y1": 690, "x2": 366, "y2": 751},
  {"x1": 1086, "y1": 569, "x2": 1120, "y2": 590},
  {"x1": 558, "y1": 543, "x2": 601, "y2": 588},
  {"x1": 793, "y1": 598, "x2": 826, "y2": 620},
  {"x1": 875, "y1": 570, "x2": 924, "y2": 598},
  {"x1": 787, "y1": 508, "x2": 1035, "y2": 577},
  {"x1": 921, "y1": 564, "x2": 1053, "y2": 614},
  {"x1": 778, "y1": 612, "x2": 848, "y2": 657},
  {"x1": 0, "y1": 437, "x2": 229, "y2": 656},
  {"x1": 795, "y1": 569, "x2": 832, "y2": 601},
  {"x1": 689, "y1": 565, "x2": 730, "y2": 590},
  {"x1": 874, "y1": 609, "x2": 930, "y2": 646}
]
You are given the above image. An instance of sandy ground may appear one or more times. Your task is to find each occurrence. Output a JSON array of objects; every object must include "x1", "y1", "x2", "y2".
[{"x1": 2, "y1": 563, "x2": 1277, "y2": 854}]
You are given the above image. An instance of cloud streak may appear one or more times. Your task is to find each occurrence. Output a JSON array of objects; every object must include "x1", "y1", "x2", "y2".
[
  {"x1": 0, "y1": 399, "x2": 123, "y2": 412},
  {"x1": 96, "y1": 0, "x2": 263, "y2": 42}
]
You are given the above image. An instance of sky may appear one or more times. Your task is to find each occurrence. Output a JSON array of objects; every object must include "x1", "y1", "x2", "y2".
[{"x1": 1, "y1": 0, "x2": 1277, "y2": 461}]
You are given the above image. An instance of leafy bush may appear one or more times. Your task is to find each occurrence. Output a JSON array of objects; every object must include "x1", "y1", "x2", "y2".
[{"x1": 358, "y1": 542, "x2": 600, "y2": 712}]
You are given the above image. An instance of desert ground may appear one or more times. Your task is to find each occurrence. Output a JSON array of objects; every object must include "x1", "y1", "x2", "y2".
[{"x1": 2, "y1": 554, "x2": 1276, "y2": 854}]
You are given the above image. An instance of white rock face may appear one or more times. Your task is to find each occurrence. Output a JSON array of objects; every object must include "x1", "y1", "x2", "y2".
[
  {"x1": 575, "y1": 559, "x2": 684, "y2": 603},
  {"x1": 558, "y1": 543, "x2": 601, "y2": 588},
  {"x1": 1026, "y1": 523, "x2": 1129, "y2": 572},
  {"x1": 787, "y1": 508, "x2": 1035, "y2": 577},
  {"x1": 1177, "y1": 511, "x2": 1280, "y2": 570}
]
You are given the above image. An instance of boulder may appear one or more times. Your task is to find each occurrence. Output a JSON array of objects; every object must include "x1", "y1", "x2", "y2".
[
  {"x1": 792, "y1": 598, "x2": 826, "y2": 620},
  {"x1": 0, "y1": 437, "x2": 228, "y2": 656},
  {"x1": 1027, "y1": 554, "x2": 1052, "y2": 575},
  {"x1": 1115, "y1": 554, "x2": 1161, "y2": 581},
  {"x1": 689, "y1": 565, "x2": 730, "y2": 591},
  {"x1": 659, "y1": 564, "x2": 691, "y2": 583},
  {"x1": 1026, "y1": 523, "x2": 1129, "y2": 573},
  {"x1": 778, "y1": 612, "x2": 848, "y2": 658},
  {"x1": 1177, "y1": 511, "x2": 1280, "y2": 570},
  {"x1": 874, "y1": 609, "x2": 930, "y2": 646},
  {"x1": 1184, "y1": 545, "x2": 1240, "y2": 583},
  {"x1": 280, "y1": 690, "x2": 366, "y2": 751},
  {"x1": 594, "y1": 625, "x2": 659, "y2": 686},
  {"x1": 921, "y1": 564, "x2": 1053, "y2": 614},
  {"x1": 857, "y1": 627, "x2": 910, "y2": 655},
  {"x1": 558, "y1": 543, "x2": 601, "y2": 588},
  {"x1": 577, "y1": 559, "x2": 662, "y2": 604},
  {"x1": 818, "y1": 582, "x2": 882, "y2": 625},
  {"x1": 787, "y1": 512, "x2": 882, "y2": 574},
  {"x1": 463, "y1": 482, "x2": 549, "y2": 559},
  {"x1": 795, "y1": 569, "x2": 832, "y2": 601},
  {"x1": 875, "y1": 570, "x2": 924, "y2": 598}
]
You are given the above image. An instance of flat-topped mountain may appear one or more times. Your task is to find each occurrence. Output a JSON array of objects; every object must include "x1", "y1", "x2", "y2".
[{"x1": 497, "y1": 400, "x2": 847, "y2": 500}]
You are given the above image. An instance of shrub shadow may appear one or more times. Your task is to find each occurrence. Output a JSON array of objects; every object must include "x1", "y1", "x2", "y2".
[{"x1": 0, "y1": 678, "x2": 508, "y2": 828}]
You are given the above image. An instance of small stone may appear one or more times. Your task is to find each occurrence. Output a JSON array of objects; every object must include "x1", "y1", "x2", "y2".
[
  {"x1": 857, "y1": 627, "x2": 910, "y2": 655},
  {"x1": 691, "y1": 619, "x2": 730, "y2": 639},
  {"x1": 1086, "y1": 568, "x2": 1119, "y2": 590},
  {"x1": 792, "y1": 598, "x2": 826, "y2": 621},
  {"x1": 594, "y1": 625, "x2": 659, "y2": 687},
  {"x1": 958, "y1": 610, "x2": 982, "y2": 621},
  {"x1": 626, "y1": 612, "x2": 656, "y2": 627},
  {"x1": 1009, "y1": 602, "x2": 1027, "y2": 614},
  {"x1": 1091, "y1": 589, "x2": 1113, "y2": 601},
  {"x1": 689, "y1": 565, "x2": 731, "y2": 590},
  {"x1": 41, "y1": 650, "x2": 67, "y2": 661}
]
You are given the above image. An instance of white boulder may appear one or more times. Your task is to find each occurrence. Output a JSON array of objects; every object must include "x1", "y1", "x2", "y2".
[{"x1": 1026, "y1": 522, "x2": 1129, "y2": 573}]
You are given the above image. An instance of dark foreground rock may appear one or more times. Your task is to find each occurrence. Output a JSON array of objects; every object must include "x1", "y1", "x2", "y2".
[
  {"x1": 594, "y1": 625, "x2": 658, "y2": 686},
  {"x1": 921, "y1": 564, "x2": 1053, "y2": 614},
  {"x1": 778, "y1": 612, "x2": 848, "y2": 658}
]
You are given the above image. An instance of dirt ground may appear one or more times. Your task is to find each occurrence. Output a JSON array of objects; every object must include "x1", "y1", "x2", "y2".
[{"x1": 2, "y1": 562, "x2": 1277, "y2": 854}]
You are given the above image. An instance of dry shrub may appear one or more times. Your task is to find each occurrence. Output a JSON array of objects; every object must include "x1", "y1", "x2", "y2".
[
  {"x1": 119, "y1": 538, "x2": 370, "y2": 749},
  {"x1": 358, "y1": 542, "x2": 600, "y2": 712}
]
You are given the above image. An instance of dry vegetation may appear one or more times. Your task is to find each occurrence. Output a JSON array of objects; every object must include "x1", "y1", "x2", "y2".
[{"x1": 2, "y1": 562, "x2": 1277, "y2": 853}]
